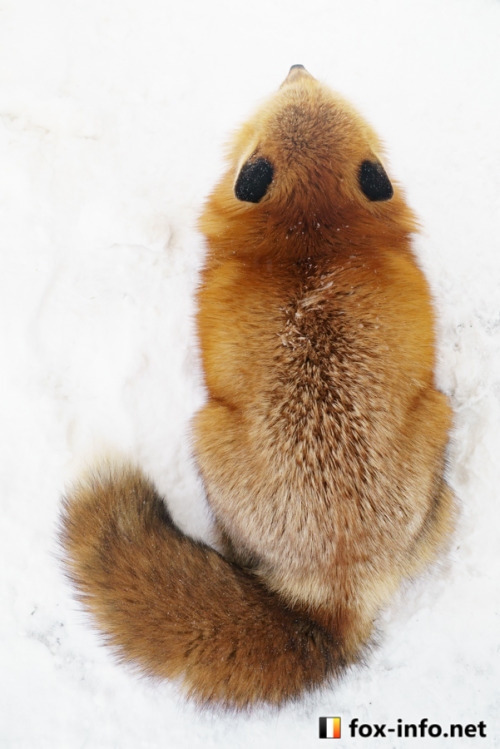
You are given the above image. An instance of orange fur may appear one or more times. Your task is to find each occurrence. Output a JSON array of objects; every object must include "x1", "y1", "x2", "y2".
[{"x1": 60, "y1": 67, "x2": 454, "y2": 709}]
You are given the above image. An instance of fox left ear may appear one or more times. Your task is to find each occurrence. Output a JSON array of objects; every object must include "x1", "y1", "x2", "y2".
[
  {"x1": 358, "y1": 160, "x2": 393, "y2": 202},
  {"x1": 235, "y1": 157, "x2": 274, "y2": 203}
]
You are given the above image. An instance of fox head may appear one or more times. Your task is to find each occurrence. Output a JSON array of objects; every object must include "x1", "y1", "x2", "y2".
[{"x1": 201, "y1": 66, "x2": 415, "y2": 260}]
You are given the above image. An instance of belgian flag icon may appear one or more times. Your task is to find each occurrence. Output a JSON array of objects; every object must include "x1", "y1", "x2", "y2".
[{"x1": 319, "y1": 717, "x2": 341, "y2": 739}]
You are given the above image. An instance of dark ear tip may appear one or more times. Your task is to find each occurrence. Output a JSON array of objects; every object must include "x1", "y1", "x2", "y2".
[
  {"x1": 235, "y1": 158, "x2": 274, "y2": 203},
  {"x1": 359, "y1": 160, "x2": 393, "y2": 202}
]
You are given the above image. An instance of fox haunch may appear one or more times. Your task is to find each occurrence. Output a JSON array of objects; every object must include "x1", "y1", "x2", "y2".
[{"x1": 60, "y1": 66, "x2": 454, "y2": 709}]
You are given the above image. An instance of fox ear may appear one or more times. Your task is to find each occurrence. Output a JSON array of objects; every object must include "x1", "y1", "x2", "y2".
[
  {"x1": 235, "y1": 158, "x2": 274, "y2": 203},
  {"x1": 358, "y1": 160, "x2": 393, "y2": 202}
]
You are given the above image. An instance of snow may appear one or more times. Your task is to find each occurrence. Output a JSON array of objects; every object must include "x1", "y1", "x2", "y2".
[{"x1": 1, "y1": 0, "x2": 499, "y2": 746}]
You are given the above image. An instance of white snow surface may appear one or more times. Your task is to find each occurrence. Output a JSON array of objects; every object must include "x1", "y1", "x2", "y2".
[{"x1": 1, "y1": 0, "x2": 499, "y2": 747}]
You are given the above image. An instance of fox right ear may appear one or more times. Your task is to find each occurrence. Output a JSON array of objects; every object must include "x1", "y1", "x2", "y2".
[
  {"x1": 358, "y1": 159, "x2": 393, "y2": 202},
  {"x1": 235, "y1": 158, "x2": 274, "y2": 203}
]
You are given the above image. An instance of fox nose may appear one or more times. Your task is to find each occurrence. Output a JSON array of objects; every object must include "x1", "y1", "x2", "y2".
[{"x1": 282, "y1": 64, "x2": 312, "y2": 86}]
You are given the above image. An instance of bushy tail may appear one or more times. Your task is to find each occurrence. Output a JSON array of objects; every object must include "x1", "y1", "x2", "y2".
[{"x1": 60, "y1": 465, "x2": 347, "y2": 709}]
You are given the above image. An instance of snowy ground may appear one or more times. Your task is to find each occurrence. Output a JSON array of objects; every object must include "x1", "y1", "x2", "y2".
[{"x1": 1, "y1": 0, "x2": 499, "y2": 747}]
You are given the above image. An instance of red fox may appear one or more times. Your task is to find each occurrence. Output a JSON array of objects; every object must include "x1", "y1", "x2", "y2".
[{"x1": 60, "y1": 65, "x2": 454, "y2": 709}]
